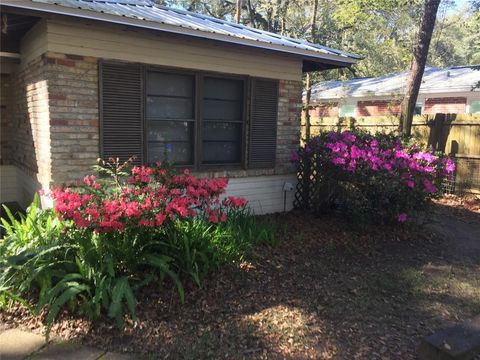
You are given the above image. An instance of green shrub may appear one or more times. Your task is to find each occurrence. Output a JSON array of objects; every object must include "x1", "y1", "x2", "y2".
[
  {"x1": 292, "y1": 129, "x2": 455, "y2": 227},
  {"x1": 0, "y1": 160, "x2": 277, "y2": 336}
]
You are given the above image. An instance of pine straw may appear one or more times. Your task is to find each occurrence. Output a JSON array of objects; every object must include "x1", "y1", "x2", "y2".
[{"x1": 1, "y1": 204, "x2": 479, "y2": 359}]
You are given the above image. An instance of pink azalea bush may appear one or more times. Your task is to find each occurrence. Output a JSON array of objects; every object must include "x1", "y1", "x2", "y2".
[
  {"x1": 292, "y1": 130, "x2": 455, "y2": 225},
  {"x1": 49, "y1": 163, "x2": 246, "y2": 233},
  {"x1": 1, "y1": 159, "x2": 270, "y2": 332}
]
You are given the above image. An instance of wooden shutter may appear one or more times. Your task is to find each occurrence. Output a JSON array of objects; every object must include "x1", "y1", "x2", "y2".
[
  {"x1": 100, "y1": 61, "x2": 143, "y2": 165},
  {"x1": 249, "y1": 78, "x2": 279, "y2": 168}
]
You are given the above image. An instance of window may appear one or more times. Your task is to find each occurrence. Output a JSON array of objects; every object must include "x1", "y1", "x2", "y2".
[
  {"x1": 202, "y1": 77, "x2": 244, "y2": 164},
  {"x1": 146, "y1": 71, "x2": 245, "y2": 166},
  {"x1": 146, "y1": 72, "x2": 195, "y2": 165},
  {"x1": 414, "y1": 102, "x2": 423, "y2": 115},
  {"x1": 470, "y1": 100, "x2": 480, "y2": 114},
  {"x1": 339, "y1": 103, "x2": 355, "y2": 117},
  {"x1": 100, "y1": 61, "x2": 278, "y2": 169}
]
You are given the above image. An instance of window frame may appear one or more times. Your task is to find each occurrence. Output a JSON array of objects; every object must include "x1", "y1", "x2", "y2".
[{"x1": 144, "y1": 65, "x2": 248, "y2": 170}]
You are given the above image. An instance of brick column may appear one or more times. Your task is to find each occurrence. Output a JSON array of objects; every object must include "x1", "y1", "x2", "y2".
[
  {"x1": 45, "y1": 52, "x2": 100, "y2": 183},
  {"x1": 276, "y1": 79, "x2": 302, "y2": 174}
]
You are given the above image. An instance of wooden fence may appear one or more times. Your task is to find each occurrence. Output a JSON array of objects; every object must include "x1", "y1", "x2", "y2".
[{"x1": 301, "y1": 113, "x2": 480, "y2": 194}]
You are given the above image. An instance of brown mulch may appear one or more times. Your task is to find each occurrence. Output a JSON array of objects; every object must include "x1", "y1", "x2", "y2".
[{"x1": 1, "y1": 203, "x2": 480, "y2": 359}]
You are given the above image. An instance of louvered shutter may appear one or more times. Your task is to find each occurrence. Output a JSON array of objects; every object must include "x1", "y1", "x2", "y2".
[
  {"x1": 100, "y1": 61, "x2": 143, "y2": 165},
  {"x1": 249, "y1": 78, "x2": 279, "y2": 168}
]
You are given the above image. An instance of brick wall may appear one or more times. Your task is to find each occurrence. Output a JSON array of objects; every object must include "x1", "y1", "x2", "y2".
[
  {"x1": 45, "y1": 52, "x2": 100, "y2": 184},
  {"x1": 11, "y1": 52, "x2": 301, "y2": 190},
  {"x1": 12, "y1": 56, "x2": 51, "y2": 189},
  {"x1": 423, "y1": 97, "x2": 466, "y2": 115},
  {"x1": 275, "y1": 79, "x2": 302, "y2": 174},
  {"x1": 357, "y1": 100, "x2": 401, "y2": 117},
  {"x1": 309, "y1": 102, "x2": 338, "y2": 117},
  {"x1": 1, "y1": 74, "x2": 14, "y2": 165}
]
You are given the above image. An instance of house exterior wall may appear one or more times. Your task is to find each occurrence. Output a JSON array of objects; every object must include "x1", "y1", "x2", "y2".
[
  {"x1": 310, "y1": 91, "x2": 480, "y2": 118},
  {"x1": 423, "y1": 97, "x2": 467, "y2": 115},
  {"x1": 45, "y1": 19, "x2": 302, "y2": 81},
  {"x1": 356, "y1": 100, "x2": 401, "y2": 117},
  {"x1": 3, "y1": 15, "x2": 304, "y2": 213},
  {"x1": 1, "y1": 73, "x2": 14, "y2": 165},
  {"x1": 309, "y1": 103, "x2": 339, "y2": 117}
]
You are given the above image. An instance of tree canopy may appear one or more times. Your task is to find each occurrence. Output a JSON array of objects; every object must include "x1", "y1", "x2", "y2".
[{"x1": 159, "y1": 0, "x2": 479, "y2": 80}]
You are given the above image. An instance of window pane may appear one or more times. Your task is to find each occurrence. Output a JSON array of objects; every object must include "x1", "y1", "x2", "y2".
[
  {"x1": 339, "y1": 104, "x2": 355, "y2": 117},
  {"x1": 203, "y1": 99, "x2": 242, "y2": 121},
  {"x1": 202, "y1": 141, "x2": 241, "y2": 164},
  {"x1": 148, "y1": 121, "x2": 193, "y2": 142},
  {"x1": 203, "y1": 122, "x2": 241, "y2": 142},
  {"x1": 202, "y1": 77, "x2": 244, "y2": 165},
  {"x1": 204, "y1": 77, "x2": 242, "y2": 100},
  {"x1": 147, "y1": 72, "x2": 193, "y2": 97},
  {"x1": 148, "y1": 141, "x2": 192, "y2": 165},
  {"x1": 146, "y1": 97, "x2": 193, "y2": 119}
]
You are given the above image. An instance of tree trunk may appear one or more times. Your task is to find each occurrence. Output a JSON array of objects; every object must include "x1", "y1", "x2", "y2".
[
  {"x1": 246, "y1": 0, "x2": 256, "y2": 28},
  {"x1": 235, "y1": 0, "x2": 242, "y2": 24},
  {"x1": 304, "y1": 0, "x2": 318, "y2": 140},
  {"x1": 399, "y1": 0, "x2": 441, "y2": 137}
]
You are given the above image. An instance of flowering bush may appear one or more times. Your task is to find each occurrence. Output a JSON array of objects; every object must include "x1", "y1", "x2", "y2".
[
  {"x1": 1, "y1": 159, "x2": 270, "y2": 336},
  {"x1": 292, "y1": 130, "x2": 455, "y2": 225},
  {"x1": 50, "y1": 162, "x2": 246, "y2": 232}
]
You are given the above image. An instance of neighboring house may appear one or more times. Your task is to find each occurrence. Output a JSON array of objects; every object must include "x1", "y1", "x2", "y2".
[
  {"x1": 309, "y1": 66, "x2": 480, "y2": 118},
  {"x1": 0, "y1": 0, "x2": 360, "y2": 213}
]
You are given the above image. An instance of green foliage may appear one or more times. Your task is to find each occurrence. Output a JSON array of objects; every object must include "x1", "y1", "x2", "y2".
[{"x1": 0, "y1": 170, "x2": 277, "y2": 336}]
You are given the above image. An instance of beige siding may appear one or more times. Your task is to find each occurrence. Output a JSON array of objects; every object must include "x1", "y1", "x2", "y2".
[
  {"x1": 0, "y1": 165, "x2": 18, "y2": 203},
  {"x1": 45, "y1": 19, "x2": 302, "y2": 81},
  {"x1": 226, "y1": 174, "x2": 296, "y2": 214},
  {"x1": 20, "y1": 20, "x2": 48, "y2": 68},
  {"x1": 0, "y1": 165, "x2": 41, "y2": 208}
]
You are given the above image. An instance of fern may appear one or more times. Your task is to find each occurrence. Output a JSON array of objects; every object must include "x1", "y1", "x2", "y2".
[{"x1": 108, "y1": 277, "x2": 136, "y2": 328}]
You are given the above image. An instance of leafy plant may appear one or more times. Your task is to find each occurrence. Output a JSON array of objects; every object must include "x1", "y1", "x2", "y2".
[
  {"x1": 292, "y1": 129, "x2": 455, "y2": 226},
  {"x1": 0, "y1": 159, "x2": 275, "y2": 336}
]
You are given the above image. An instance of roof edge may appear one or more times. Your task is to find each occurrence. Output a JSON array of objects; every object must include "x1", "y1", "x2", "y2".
[{"x1": 2, "y1": 0, "x2": 359, "y2": 69}]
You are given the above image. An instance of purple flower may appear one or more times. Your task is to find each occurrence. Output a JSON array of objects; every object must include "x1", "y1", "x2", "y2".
[
  {"x1": 332, "y1": 157, "x2": 346, "y2": 166},
  {"x1": 397, "y1": 213, "x2": 407, "y2": 222},
  {"x1": 422, "y1": 179, "x2": 437, "y2": 193},
  {"x1": 290, "y1": 151, "x2": 300, "y2": 162},
  {"x1": 406, "y1": 180, "x2": 415, "y2": 188},
  {"x1": 445, "y1": 159, "x2": 455, "y2": 173}
]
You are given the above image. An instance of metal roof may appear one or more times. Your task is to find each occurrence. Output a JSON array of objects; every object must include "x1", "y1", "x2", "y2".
[
  {"x1": 310, "y1": 66, "x2": 480, "y2": 101},
  {"x1": 2, "y1": 0, "x2": 361, "y2": 71}
]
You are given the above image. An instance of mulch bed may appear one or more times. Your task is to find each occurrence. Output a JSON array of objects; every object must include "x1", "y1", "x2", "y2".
[{"x1": 1, "y1": 200, "x2": 479, "y2": 359}]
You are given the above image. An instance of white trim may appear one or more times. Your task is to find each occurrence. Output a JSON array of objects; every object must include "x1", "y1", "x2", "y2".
[{"x1": 0, "y1": 51, "x2": 21, "y2": 59}]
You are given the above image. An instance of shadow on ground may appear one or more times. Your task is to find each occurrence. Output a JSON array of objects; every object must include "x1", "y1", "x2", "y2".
[{"x1": 3, "y1": 204, "x2": 480, "y2": 359}]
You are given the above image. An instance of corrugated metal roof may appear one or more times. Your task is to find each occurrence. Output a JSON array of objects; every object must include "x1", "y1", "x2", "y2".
[
  {"x1": 2, "y1": 0, "x2": 361, "y2": 69},
  {"x1": 310, "y1": 66, "x2": 480, "y2": 101}
]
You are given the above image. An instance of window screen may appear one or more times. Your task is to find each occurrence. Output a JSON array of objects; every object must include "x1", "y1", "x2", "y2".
[
  {"x1": 146, "y1": 72, "x2": 195, "y2": 165},
  {"x1": 339, "y1": 104, "x2": 355, "y2": 117},
  {"x1": 202, "y1": 77, "x2": 244, "y2": 164}
]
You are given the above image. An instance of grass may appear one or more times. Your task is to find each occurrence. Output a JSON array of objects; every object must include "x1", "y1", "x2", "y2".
[{"x1": 1, "y1": 202, "x2": 479, "y2": 359}]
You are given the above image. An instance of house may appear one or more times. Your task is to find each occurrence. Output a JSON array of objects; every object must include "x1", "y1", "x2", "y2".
[
  {"x1": 0, "y1": 0, "x2": 360, "y2": 214},
  {"x1": 308, "y1": 66, "x2": 480, "y2": 118}
]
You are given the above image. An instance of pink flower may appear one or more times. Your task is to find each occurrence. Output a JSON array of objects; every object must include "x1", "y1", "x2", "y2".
[
  {"x1": 397, "y1": 213, "x2": 407, "y2": 222},
  {"x1": 406, "y1": 180, "x2": 415, "y2": 188}
]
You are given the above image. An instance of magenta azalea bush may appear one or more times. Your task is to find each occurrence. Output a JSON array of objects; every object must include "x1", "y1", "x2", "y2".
[{"x1": 292, "y1": 129, "x2": 455, "y2": 225}]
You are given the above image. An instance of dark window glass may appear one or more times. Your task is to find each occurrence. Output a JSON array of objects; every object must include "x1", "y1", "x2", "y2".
[
  {"x1": 414, "y1": 102, "x2": 423, "y2": 115},
  {"x1": 146, "y1": 72, "x2": 194, "y2": 165},
  {"x1": 202, "y1": 77, "x2": 243, "y2": 164}
]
